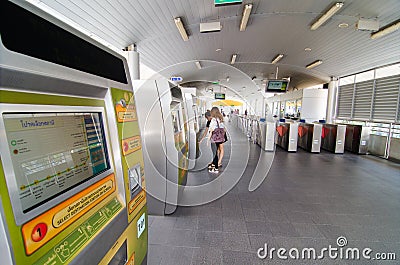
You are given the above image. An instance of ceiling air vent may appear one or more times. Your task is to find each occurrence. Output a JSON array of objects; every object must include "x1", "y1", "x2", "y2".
[
  {"x1": 356, "y1": 19, "x2": 379, "y2": 31},
  {"x1": 200, "y1": 22, "x2": 222, "y2": 33}
]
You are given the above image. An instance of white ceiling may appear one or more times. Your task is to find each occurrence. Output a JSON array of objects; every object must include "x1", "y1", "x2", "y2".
[{"x1": 35, "y1": 0, "x2": 400, "y2": 98}]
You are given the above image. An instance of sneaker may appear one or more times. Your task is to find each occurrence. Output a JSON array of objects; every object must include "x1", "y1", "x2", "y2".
[{"x1": 209, "y1": 168, "x2": 219, "y2": 173}]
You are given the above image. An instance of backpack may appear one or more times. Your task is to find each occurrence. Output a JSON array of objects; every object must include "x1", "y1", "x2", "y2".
[{"x1": 211, "y1": 120, "x2": 225, "y2": 143}]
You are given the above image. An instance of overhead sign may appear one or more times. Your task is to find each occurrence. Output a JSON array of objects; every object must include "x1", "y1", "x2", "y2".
[
  {"x1": 214, "y1": 93, "x2": 226, "y2": 100},
  {"x1": 215, "y1": 0, "x2": 242, "y2": 6},
  {"x1": 266, "y1": 80, "x2": 288, "y2": 93},
  {"x1": 170, "y1": 76, "x2": 183, "y2": 82}
]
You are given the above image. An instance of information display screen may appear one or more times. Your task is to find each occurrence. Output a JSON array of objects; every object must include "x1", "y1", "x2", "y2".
[
  {"x1": 3, "y1": 112, "x2": 110, "y2": 213},
  {"x1": 215, "y1": 93, "x2": 226, "y2": 100},
  {"x1": 266, "y1": 80, "x2": 288, "y2": 93}
]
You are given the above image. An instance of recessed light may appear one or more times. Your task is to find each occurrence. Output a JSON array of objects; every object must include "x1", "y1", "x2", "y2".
[
  {"x1": 216, "y1": 48, "x2": 222, "y2": 52},
  {"x1": 338, "y1": 22, "x2": 349, "y2": 28},
  {"x1": 305, "y1": 47, "x2": 312, "y2": 52}
]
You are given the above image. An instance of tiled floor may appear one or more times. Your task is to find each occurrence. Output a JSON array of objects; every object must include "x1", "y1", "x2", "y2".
[{"x1": 148, "y1": 123, "x2": 400, "y2": 265}]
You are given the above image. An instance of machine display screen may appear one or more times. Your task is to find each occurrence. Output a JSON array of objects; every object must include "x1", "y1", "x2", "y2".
[{"x1": 3, "y1": 112, "x2": 110, "y2": 213}]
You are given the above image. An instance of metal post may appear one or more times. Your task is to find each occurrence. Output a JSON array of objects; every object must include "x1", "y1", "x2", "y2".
[
  {"x1": 350, "y1": 75, "x2": 356, "y2": 119},
  {"x1": 125, "y1": 44, "x2": 140, "y2": 81},
  {"x1": 326, "y1": 78, "x2": 338, "y2": 123},
  {"x1": 385, "y1": 123, "x2": 393, "y2": 159}
]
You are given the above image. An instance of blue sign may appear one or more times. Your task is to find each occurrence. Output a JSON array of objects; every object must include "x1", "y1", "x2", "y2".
[{"x1": 170, "y1": 76, "x2": 183, "y2": 82}]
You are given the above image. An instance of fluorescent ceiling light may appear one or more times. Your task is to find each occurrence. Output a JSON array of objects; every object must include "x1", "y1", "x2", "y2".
[
  {"x1": 231, "y1": 54, "x2": 237, "y2": 64},
  {"x1": 271, "y1": 54, "x2": 284, "y2": 64},
  {"x1": 195, "y1": 61, "x2": 202, "y2": 69},
  {"x1": 306, "y1": 60, "x2": 323, "y2": 69},
  {"x1": 371, "y1": 20, "x2": 400, "y2": 39},
  {"x1": 174, "y1": 17, "x2": 189, "y2": 41},
  {"x1": 240, "y1": 4, "x2": 253, "y2": 31},
  {"x1": 311, "y1": 2, "x2": 344, "y2": 30}
]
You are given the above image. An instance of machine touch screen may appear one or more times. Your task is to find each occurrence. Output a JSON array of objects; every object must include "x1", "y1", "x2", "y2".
[{"x1": 3, "y1": 112, "x2": 110, "y2": 213}]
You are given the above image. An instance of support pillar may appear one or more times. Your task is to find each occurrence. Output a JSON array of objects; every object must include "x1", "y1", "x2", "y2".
[{"x1": 326, "y1": 78, "x2": 338, "y2": 123}]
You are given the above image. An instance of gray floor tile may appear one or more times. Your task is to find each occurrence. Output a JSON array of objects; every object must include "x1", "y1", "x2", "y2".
[
  {"x1": 222, "y1": 250, "x2": 263, "y2": 265},
  {"x1": 248, "y1": 234, "x2": 275, "y2": 253},
  {"x1": 311, "y1": 212, "x2": 333, "y2": 225},
  {"x1": 221, "y1": 207, "x2": 244, "y2": 219},
  {"x1": 268, "y1": 222, "x2": 300, "y2": 238},
  {"x1": 197, "y1": 206, "x2": 223, "y2": 217},
  {"x1": 148, "y1": 226, "x2": 171, "y2": 245},
  {"x1": 292, "y1": 223, "x2": 325, "y2": 238},
  {"x1": 148, "y1": 244, "x2": 162, "y2": 265},
  {"x1": 174, "y1": 216, "x2": 198, "y2": 230},
  {"x1": 198, "y1": 216, "x2": 223, "y2": 232},
  {"x1": 147, "y1": 123, "x2": 400, "y2": 264},
  {"x1": 150, "y1": 216, "x2": 177, "y2": 229},
  {"x1": 222, "y1": 218, "x2": 247, "y2": 233},
  {"x1": 316, "y1": 224, "x2": 348, "y2": 240},
  {"x1": 166, "y1": 229, "x2": 197, "y2": 247},
  {"x1": 243, "y1": 208, "x2": 267, "y2": 222},
  {"x1": 191, "y1": 247, "x2": 222, "y2": 265},
  {"x1": 160, "y1": 246, "x2": 194, "y2": 265},
  {"x1": 264, "y1": 209, "x2": 290, "y2": 223},
  {"x1": 195, "y1": 231, "x2": 223, "y2": 248},
  {"x1": 240, "y1": 199, "x2": 262, "y2": 210},
  {"x1": 246, "y1": 221, "x2": 273, "y2": 236},
  {"x1": 221, "y1": 232, "x2": 251, "y2": 252},
  {"x1": 286, "y1": 211, "x2": 314, "y2": 224}
]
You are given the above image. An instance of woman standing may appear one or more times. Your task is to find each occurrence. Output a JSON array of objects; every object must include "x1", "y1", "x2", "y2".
[{"x1": 208, "y1": 107, "x2": 225, "y2": 173}]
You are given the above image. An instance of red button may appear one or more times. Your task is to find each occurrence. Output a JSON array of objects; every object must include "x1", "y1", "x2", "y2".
[{"x1": 31, "y1": 223, "x2": 47, "y2": 242}]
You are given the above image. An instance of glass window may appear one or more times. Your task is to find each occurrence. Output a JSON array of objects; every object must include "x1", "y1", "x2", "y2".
[
  {"x1": 375, "y1": 63, "x2": 400, "y2": 79},
  {"x1": 355, "y1": 70, "x2": 375, "y2": 83},
  {"x1": 339, "y1": 75, "x2": 355, "y2": 85}
]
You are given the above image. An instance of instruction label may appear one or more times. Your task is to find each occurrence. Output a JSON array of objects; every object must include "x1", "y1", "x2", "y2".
[
  {"x1": 121, "y1": 136, "x2": 141, "y2": 156},
  {"x1": 128, "y1": 190, "x2": 146, "y2": 214},
  {"x1": 22, "y1": 174, "x2": 116, "y2": 255},
  {"x1": 53, "y1": 180, "x2": 113, "y2": 228},
  {"x1": 34, "y1": 197, "x2": 122, "y2": 265}
]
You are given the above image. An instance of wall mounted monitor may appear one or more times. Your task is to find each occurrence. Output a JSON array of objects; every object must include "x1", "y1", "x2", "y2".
[
  {"x1": 266, "y1": 80, "x2": 289, "y2": 93},
  {"x1": 215, "y1": 93, "x2": 226, "y2": 100},
  {"x1": 0, "y1": 104, "x2": 113, "y2": 225}
]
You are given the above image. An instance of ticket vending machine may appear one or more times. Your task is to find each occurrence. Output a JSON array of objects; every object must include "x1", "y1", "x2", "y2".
[
  {"x1": 0, "y1": 1, "x2": 147, "y2": 264},
  {"x1": 182, "y1": 92, "x2": 197, "y2": 170},
  {"x1": 133, "y1": 80, "x2": 188, "y2": 215}
]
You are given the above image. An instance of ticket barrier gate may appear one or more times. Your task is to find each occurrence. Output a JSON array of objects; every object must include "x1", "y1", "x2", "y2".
[
  {"x1": 297, "y1": 123, "x2": 323, "y2": 153},
  {"x1": 321, "y1": 124, "x2": 346, "y2": 153},
  {"x1": 258, "y1": 122, "x2": 276, "y2": 151},
  {"x1": 276, "y1": 122, "x2": 298, "y2": 152},
  {"x1": 343, "y1": 124, "x2": 371, "y2": 154}
]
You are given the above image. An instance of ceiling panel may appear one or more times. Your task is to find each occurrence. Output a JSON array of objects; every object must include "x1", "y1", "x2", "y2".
[{"x1": 35, "y1": 0, "x2": 400, "y2": 97}]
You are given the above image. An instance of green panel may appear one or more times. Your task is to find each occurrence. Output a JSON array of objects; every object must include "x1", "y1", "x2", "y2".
[
  {"x1": 0, "y1": 90, "x2": 105, "y2": 107},
  {"x1": 110, "y1": 88, "x2": 148, "y2": 262},
  {"x1": 128, "y1": 205, "x2": 148, "y2": 265}
]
